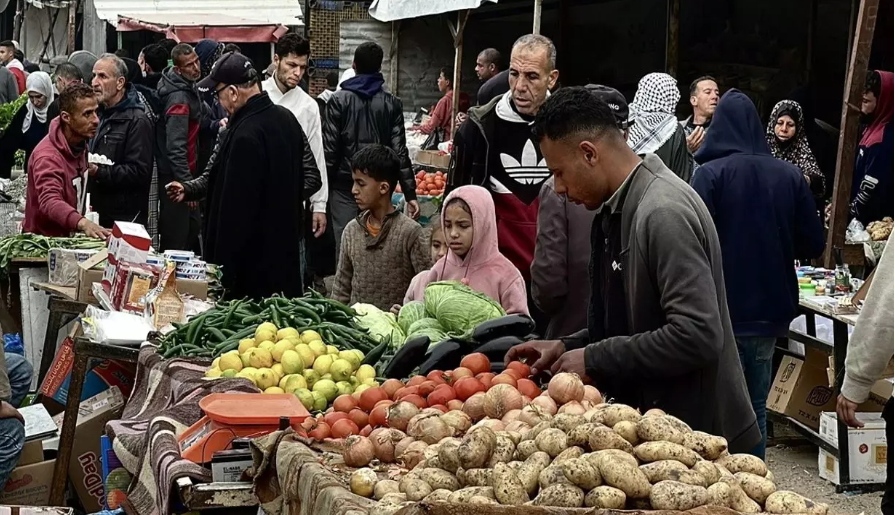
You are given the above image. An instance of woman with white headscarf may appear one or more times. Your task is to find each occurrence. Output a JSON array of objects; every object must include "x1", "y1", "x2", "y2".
[
  {"x1": 627, "y1": 72, "x2": 694, "y2": 182},
  {"x1": 0, "y1": 71, "x2": 54, "y2": 178}
]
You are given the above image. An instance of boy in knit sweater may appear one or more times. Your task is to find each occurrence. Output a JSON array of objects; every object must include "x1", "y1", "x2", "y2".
[{"x1": 332, "y1": 145, "x2": 430, "y2": 310}]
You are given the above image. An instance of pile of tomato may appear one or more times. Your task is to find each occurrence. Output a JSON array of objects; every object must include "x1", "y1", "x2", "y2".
[{"x1": 414, "y1": 171, "x2": 446, "y2": 197}]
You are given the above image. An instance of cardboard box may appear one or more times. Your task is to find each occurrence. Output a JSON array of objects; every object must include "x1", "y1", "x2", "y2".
[
  {"x1": 78, "y1": 250, "x2": 206, "y2": 303},
  {"x1": 103, "y1": 223, "x2": 151, "y2": 292},
  {"x1": 416, "y1": 150, "x2": 451, "y2": 169},
  {"x1": 818, "y1": 412, "x2": 887, "y2": 485},
  {"x1": 0, "y1": 459, "x2": 55, "y2": 506},
  {"x1": 17, "y1": 440, "x2": 44, "y2": 467},
  {"x1": 768, "y1": 350, "x2": 837, "y2": 430},
  {"x1": 0, "y1": 508, "x2": 74, "y2": 515},
  {"x1": 48, "y1": 248, "x2": 99, "y2": 287},
  {"x1": 43, "y1": 387, "x2": 125, "y2": 513}
]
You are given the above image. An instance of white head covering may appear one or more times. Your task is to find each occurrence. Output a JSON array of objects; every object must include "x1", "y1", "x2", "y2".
[
  {"x1": 23, "y1": 71, "x2": 54, "y2": 133},
  {"x1": 627, "y1": 72, "x2": 681, "y2": 155}
]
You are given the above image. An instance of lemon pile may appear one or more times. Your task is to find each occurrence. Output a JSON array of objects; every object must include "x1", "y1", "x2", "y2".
[{"x1": 204, "y1": 322, "x2": 378, "y2": 411}]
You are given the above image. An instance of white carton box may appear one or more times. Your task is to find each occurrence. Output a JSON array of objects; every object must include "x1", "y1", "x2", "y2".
[{"x1": 817, "y1": 411, "x2": 887, "y2": 485}]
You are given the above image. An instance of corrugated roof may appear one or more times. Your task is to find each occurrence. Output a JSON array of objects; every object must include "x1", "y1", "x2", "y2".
[
  {"x1": 368, "y1": 0, "x2": 497, "y2": 22},
  {"x1": 93, "y1": 0, "x2": 304, "y2": 27}
]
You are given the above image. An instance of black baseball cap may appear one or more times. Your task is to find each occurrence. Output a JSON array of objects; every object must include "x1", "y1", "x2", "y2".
[
  {"x1": 198, "y1": 52, "x2": 259, "y2": 92},
  {"x1": 585, "y1": 84, "x2": 631, "y2": 130}
]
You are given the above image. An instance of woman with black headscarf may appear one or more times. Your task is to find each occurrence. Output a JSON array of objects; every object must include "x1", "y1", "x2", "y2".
[{"x1": 766, "y1": 100, "x2": 825, "y2": 199}]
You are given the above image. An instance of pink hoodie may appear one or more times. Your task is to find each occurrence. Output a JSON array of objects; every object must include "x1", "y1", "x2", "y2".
[{"x1": 405, "y1": 185, "x2": 529, "y2": 315}]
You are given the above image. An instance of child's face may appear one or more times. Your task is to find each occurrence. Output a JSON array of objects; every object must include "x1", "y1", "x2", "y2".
[
  {"x1": 351, "y1": 169, "x2": 389, "y2": 211},
  {"x1": 444, "y1": 203, "x2": 474, "y2": 259},
  {"x1": 430, "y1": 228, "x2": 447, "y2": 263}
]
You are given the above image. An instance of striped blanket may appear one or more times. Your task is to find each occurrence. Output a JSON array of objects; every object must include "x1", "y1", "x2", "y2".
[{"x1": 106, "y1": 345, "x2": 257, "y2": 515}]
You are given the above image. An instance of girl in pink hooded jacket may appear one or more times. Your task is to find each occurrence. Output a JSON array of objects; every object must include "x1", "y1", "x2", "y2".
[{"x1": 404, "y1": 185, "x2": 529, "y2": 315}]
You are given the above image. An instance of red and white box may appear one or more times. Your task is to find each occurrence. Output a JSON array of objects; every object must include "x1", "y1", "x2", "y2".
[{"x1": 102, "y1": 222, "x2": 151, "y2": 292}]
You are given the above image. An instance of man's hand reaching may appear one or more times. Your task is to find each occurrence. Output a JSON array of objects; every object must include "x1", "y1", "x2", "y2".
[
  {"x1": 312, "y1": 212, "x2": 327, "y2": 238},
  {"x1": 77, "y1": 217, "x2": 111, "y2": 240}
]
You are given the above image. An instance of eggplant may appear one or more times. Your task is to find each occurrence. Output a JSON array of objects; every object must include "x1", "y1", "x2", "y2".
[
  {"x1": 472, "y1": 315, "x2": 536, "y2": 342},
  {"x1": 381, "y1": 335, "x2": 430, "y2": 379},
  {"x1": 419, "y1": 340, "x2": 465, "y2": 375},
  {"x1": 473, "y1": 335, "x2": 524, "y2": 363}
]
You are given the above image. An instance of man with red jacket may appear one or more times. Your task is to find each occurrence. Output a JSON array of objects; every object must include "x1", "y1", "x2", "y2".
[{"x1": 23, "y1": 83, "x2": 109, "y2": 239}]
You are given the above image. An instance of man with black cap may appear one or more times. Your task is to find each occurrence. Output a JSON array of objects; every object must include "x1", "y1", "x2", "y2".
[
  {"x1": 173, "y1": 52, "x2": 321, "y2": 299},
  {"x1": 531, "y1": 85, "x2": 630, "y2": 340}
]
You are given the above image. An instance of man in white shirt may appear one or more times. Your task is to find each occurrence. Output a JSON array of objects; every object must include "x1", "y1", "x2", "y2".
[{"x1": 262, "y1": 33, "x2": 328, "y2": 238}]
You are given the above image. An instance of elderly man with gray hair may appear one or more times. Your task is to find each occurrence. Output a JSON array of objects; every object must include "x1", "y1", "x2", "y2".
[{"x1": 88, "y1": 53, "x2": 154, "y2": 227}]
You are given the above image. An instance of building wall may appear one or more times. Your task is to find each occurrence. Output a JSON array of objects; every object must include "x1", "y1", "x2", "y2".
[
  {"x1": 20, "y1": 3, "x2": 68, "y2": 64},
  {"x1": 307, "y1": 1, "x2": 371, "y2": 97}
]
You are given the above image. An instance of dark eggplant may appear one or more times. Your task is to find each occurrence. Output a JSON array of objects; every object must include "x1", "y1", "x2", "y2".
[
  {"x1": 381, "y1": 335, "x2": 430, "y2": 379},
  {"x1": 473, "y1": 335, "x2": 524, "y2": 363},
  {"x1": 419, "y1": 340, "x2": 465, "y2": 375},
  {"x1": 472, "y1": 315, "x2": 536, "y2": 343}
]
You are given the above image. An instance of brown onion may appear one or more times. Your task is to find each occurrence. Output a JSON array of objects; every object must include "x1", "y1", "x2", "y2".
[
  {"x1": 504, "y1": 420, "x2": 531, "y2": 433},
  {"x1": 342, "y1": 435, "x2": 375, "y2": 467},
  {"x1": 371, "y1": 428, "x2": 406, "y2": 463},
  {"x1": 441, "y1": 410, "x2": 472, "y2": 435},
  {"x1": 531, "y1": 395, "x2": 558, "y2": 415},
  {"x1": 386, "y1": 401, "x2": 420, "y2": 432},
  {"x1": 501, "y1": 409, "x2": 522, "y2": 424},
  {"x1": 521, "y1": 395, "x2": 533, "y2": 405},
  {"x1": 484, "y1": 384, "x2": 523, "y2": 419},
  {"x1": 558, "y1": 400, "x2": 586, "y2": 415},
  {"x1": 583, "y1": 385, "x2": 603, "y2": 404},
  {"x1": 394, "y1": 436, "x2": 415, "y2": 458},
  {"x1": 407, "y1": 413, "x2": 452, "y2": 444},
  {"x1": 547, "y1": 372, "x2": 585, "y2": 405},
  {"x1": 477, "y1": 418, "x2": 505, "y2": 431},
  {"x1": 421, "y1": 407, "x2": 445, "y2": 417},
  {"x1": 463, "y1": 392, "x2": 486, "y2": 421},
  {"x1": 518, "y1": 405, "x2": 551, "y2": 426},
  {"x1": 399, "y1": 440, "x2": 429, "y2": 468}
]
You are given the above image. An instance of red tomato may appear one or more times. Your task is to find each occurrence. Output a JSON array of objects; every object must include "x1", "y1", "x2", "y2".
[
  {"x1": 394, "y1": 386, "x2": 420, "y2": 399},
  {"x1": 402, "y1": 394, "x2": 428, "y2": 409},
  {"x1": 331, "y1": 418, "x2": 360, "y2": 438},
  {"x1": 461, "y1": 354, "x2": 491, "y2": 375},
  {"x1": 447, "y1": 399, "x2": 464, "y2": 411},
  {"x1": 501, "y1": 368, "x2": 521, "y2": 381},
  {"x1": 428, "y1": 384, "x2": 457, "y2": 406},
  {"x1": 427, "y1": 370, "x2": 448, "y2": 384},
  {"x1": 359, "y1": 387, "x2": 389, "y2": 412},
  {"x1": 369, "y1": 405, "x2": 389, "y2": 427},
  {"x1": 418, "y1": 380, "x2": 438, "y2": 397},
  {"x1": 454, "y1": 376, "x2": 486, "y2": 400},
  {"x1": 507, "y1": 361, "x2": 532, "y2": 379},
  {"x1": 516, "y1": 378, "x2": 541, "y2": 399},
  {"x1": 476, "y1": 372, "x2": 495, "y2": 389},
  {"x1": 451, "y1": 367, "x2": 474, "y2": 382},
  {"x1": 428, "y1": 404, "x2": 448, "y2": 413},
  {"x1": 333, "y1": 394, "x2": 358, "y2": 413},
  {"x1": 323, "y1": 411, "x2": 349, "y2": 426},
  {"x1": 348, "y1": 409, "x2": 369, "y2": 428},
  {"x1": 491, "y1": 374, "x2": 517, "y2": 388},
  {"x1": 406, "y1": 376, "x2": 427, "y2": 387}
]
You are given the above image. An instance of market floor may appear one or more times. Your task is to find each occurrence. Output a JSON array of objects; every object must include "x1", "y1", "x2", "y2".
[{"x1": 767, "y1": 444, "x2": 884, "y2": 515}]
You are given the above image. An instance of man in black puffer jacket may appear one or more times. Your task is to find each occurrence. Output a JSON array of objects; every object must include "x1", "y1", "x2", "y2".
[
  {"x1": 322, "y1": 42, "x2": 419, "y2": 258},
  {"x1": 88, "y1": 54, "x2": 154, "y2": 227}
]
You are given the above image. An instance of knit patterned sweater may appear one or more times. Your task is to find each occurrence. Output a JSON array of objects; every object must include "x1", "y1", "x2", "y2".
[{"x1": 332, "y1": 210, "x2": 430, "y2": 310}]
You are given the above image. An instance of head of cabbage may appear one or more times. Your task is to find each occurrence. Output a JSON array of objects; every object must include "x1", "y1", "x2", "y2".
[
  {"x1": 351, "y1": 303, "x2": 405, "y2": 347},
  {"x1": 397, "y1": 301, "x2": 427, "y2": 333},
  {"x1": 423, "y1": 281, "x2": 505, "y2": 337}
]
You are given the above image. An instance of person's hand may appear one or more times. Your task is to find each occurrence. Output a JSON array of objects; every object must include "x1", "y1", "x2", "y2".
[
  {"x1": 166, "y1": 182, "x2": 185, "y2": 202},
  {"x1": 389, "y1": 304, "x2": 401, "y2": 315},
  {"x1": 455, "y1": 112, "x2": 468, "y2": 126},
  {"x1": 804, "y1": 174, "x2": 811, "y2": 184},
  {"x1": 77, "y1": 217, "x2": 111, "y2": 240},
  {"x1": 87, "y1": 163, "x2": 98, "y2": 177},
  {"x1": 0, "y1": 401, "x2": 23, "y2": 424},
  {"x1": 836, "y1": 394, "x2": 864, "y2": 428},
  {"x1": 406, "y1": 200, "x2": 421, "y2": 220},
  {"x1": 505, "y1": 340, "x2": 565, "y2": 376},
  {"x1": 219, "y1": 118, "x2": 228, "y2": 128},
  {"x1": 686, "y1": 126, "x2": 705, "y2": 153},
  {"x1": 551, "y1": 348, "x2": 591, "y2": 382},
  {"x1": 312, "y1": 212, "x2": 327, "y2": 238}
]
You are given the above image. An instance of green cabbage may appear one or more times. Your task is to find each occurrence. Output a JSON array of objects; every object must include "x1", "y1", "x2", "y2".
[
  {"x1": 351, "y1": 303, "x2": 405, "y2": 347},
  {"x1": 407, "y1": 317, "x2": 444, "y2": 334},
  {"x1": 423, "y1": 281, "x2": 506, "y2": 337},
  {"x1": 397, "y1": 301, "x2": 427, "y2": 333},
  {"x1": 410, "y1": 328, "x2": 450, "y2": 348}
]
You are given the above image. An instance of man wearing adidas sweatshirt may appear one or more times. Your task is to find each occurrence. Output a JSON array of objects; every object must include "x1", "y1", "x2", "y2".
[{"x1": 450, "y1": 34, "x2": 558, "y2": 325}]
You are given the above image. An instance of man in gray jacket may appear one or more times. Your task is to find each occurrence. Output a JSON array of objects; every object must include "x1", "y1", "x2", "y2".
[
  {"x1": 838, "y1": 231, "x2": 893, "y2": 514},
  {"x1": 508, "y1": 87, "x2": 760, "y2": 453},
  {"x1": 0, "y1": 66, "x2": 17, "y2": 104}
]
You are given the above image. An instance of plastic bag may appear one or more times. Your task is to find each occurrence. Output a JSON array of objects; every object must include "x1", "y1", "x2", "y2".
[
  {"x1": 3, "y1": 333, "x2": 23, "y2": 356},
  {"x1": 846, "y1": 218, "x2": 871, "y2": 243}
]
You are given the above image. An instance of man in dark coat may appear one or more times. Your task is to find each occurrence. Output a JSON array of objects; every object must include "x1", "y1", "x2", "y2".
[
  {"x1": 88, "y1": 54, "x2": 154, "y2": 227},
  {"x1": 507, "y1": 87, "x2": 761, "y2": 454},
  {"x1": 190, "y1": 52, "x2": 321, "y2": 299},
  {"x1": 692, "y1": 90, "x2": 824, "y2": 458}
]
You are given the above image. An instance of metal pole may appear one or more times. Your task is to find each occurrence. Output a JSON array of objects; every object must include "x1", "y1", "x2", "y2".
[
  {"x1": 13, "y1": 0, "x2": 25, "y2": 43},
  {"x1": 665, "y1": 0, "x2": 680, "y2": 77},
  {"x1": 450, "y1": 10, "x2": 469, "y2": 137},
  {"x1": 67, "y1": 0, "x2": 80, "y2": 54},
  {"x1": 532, "y1": 0, "x2": 543, "y2": 34}
]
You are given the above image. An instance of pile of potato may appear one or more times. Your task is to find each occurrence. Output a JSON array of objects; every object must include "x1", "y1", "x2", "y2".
[{"x1": 358, "y1": 404, "x2": 829, "y2": 515}]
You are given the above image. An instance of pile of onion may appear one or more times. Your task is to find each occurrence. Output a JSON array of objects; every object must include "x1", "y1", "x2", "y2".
[
  {"x1": 483, "y1": 384, "x2": 523, "y2": 419},
  {"x1": 547, "y1": 372, "x2": 585, "y2": 404},
  {"x1": 342, "y1": 435, "x2": 375, "y2": 467}
]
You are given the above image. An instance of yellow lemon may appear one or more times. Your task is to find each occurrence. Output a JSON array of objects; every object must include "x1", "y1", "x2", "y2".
[
  {"x1": 330, "y1": 359, "x2": 354, "y2": 382},
  {"x1": 301, "y1": 330, "x2": 322, "y2": 344},
  {"x1": 205, "y1": 367, "x2": 222, "y2": 378},
  {"x1": 211, "y1": 357, "x2": 220, "y2": 369},
  {"x1": 294, "y1": 344, "x2": 316, "y2": 368},
  {"x1": 257, "y1": 322, "x2": 278, "y2": 334},
  {"x1": 312, "y1": 354, "x2": 334, "y2": 376},
  {"x1": 295, "y1": 388, "x2": 315, "y2": 410},
  {"x1": 218, "y1": 353, "x2": 244, "y2": 373},
  {"x1": 355, "y1": 364, "x2": 376, "y2": 383},
  {"x1": 255, "y1": 368, "x2": 278, "y2": 390},
  {"x1": 353, "y1": 384, "x2": 372, "y2": 397},
  {"x1": 311, "y1": 391, "x2": 327, "y2": 412},
  {"x1": 240, "y1": 350, "x2": 253, "y2": 367},
  {"x1": 237, "y1": 338, "x2": 257, "y2": 354},
  {"x1": 235, "y1": 370, "x2": 257, "y2": 386},
  {"x1": 302, "y1": 369, "x2": 321, "y2": 387},
  {"x1": 326, "y1": 345, "x2": 339, "y2": 355},
  {"x1": 312, "y1": 379, "x2": 339, "y2": 402},
  {"x1": 255, "y1": 328, "x2": 276, "y2": 344},
  {"x1": 350, "y1": 349, "x2": 365, "y2": 363},
  {"x1": 363, "y1": 379, "x2": 379, "y2": 387},
  {"x1": 280, "y1": 350, "x2": 305, "y2": 375},
  {"x1": 257, "y1": 340, "x2": 276, "y2": 353},
  {"x1": 277, "y1": 327, "x2": 300, "y2": 341},
  {"x1": 271, "y1": 340, "x2": 294, "y2": 362},
  {"x1": 241, "y1": 366, "x2": 258, "y2": 376},
  {"x1": 264, "y1": 386, "x2": 285, "y2": 394},
  {"x1": 271, "y1": 363, "x2": 285, "y2": 381},
  {"x1": 336, "y1": 381, "x2": 353, "y2": 396},
  {"x1": 248, "y1": 348, "x2": 273, "y2": 369},
  {"x1": 281, "y1": 374, "x2": 308, "y2": 393},
  {"x1": 308, "y1": 340, "x2": 327, "y2": 358},
  {"x1": 221, "y1": 369, "x2": 238, "y2": 378},
  {"x1": 339, "y1": 350, "x2": 362, "y2": 370}
]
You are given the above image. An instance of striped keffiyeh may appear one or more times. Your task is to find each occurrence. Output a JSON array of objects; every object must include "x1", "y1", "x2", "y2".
[{"x1": 627, "y1": 72, "x2": 681, "y2": 155}]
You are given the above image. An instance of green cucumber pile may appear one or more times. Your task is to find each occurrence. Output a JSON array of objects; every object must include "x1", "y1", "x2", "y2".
[
  {"x1": 0, "y1": 234, "x2": 107, "y2": 269},
  {"x1": 159, "y1": 292, "x2": 381, "y2": 359}
]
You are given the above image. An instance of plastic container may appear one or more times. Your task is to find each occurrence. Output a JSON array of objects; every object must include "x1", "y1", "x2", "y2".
[{"x1": 199, "y1": 393, "x2": 310, "y2": 425}]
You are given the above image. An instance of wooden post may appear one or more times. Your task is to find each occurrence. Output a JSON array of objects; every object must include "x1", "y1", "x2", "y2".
[
  {"x1": 13, "y1": 0, "x2": 25, "y2": 43},
  {"x1": 448, "y1": 10, "x2": 469, "y2": 137},
  {"x1": 823, "y1": 0, "x2": 879, "y2": 268},
  {"x1": 665, "y1": 0, "x2": 680, "y2": 77},
  {"x1": 67, "y1": 0, "x2": 80, "y2": 54},
  {"x1": 532, "y1": 0, "x2": 543, "y2": 34},
  {"x1": 389, "y1": 21, "x2": 400, "y2": 95}
]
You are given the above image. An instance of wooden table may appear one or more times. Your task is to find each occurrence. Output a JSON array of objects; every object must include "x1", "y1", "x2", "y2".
[
  {"x1": 769, "y1": 298, "x2": 880, "y2": 493},
  {"x1": 30, "y1": 282, "x2": 89, "y2": 386},
  {"x1": 48, "y1": 337, "x2": 140, "y2": 506}
]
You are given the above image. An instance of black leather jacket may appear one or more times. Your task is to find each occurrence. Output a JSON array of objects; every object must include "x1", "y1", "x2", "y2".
[{"x1": 322, "y1": 76, "x2": 416, "y2": 201}]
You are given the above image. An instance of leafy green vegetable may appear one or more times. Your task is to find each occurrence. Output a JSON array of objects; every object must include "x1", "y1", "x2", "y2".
[
  {"x1": 423, "y1": 281, "x2": 505, "y2": 337},
  {"x1": 407, "y1": 317, "x2": 444, "y2": 335},
  {"x1": 0, "y1": 234, "x2": 107, "y2": 269},
  {"x1": 397, "y1": 301, "x2": 426, "y2": 333},
  {"x1": 0, "y1": 95, "x2": 26, "y2": 135},
  {"x1": 351, "y1": 303, "x2": 406, "y2": 348}
]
